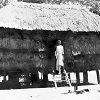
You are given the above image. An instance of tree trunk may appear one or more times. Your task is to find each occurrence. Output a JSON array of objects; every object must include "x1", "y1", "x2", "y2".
[
  {"x1": 96, "y1": 69, "x2": 100, "y2": 84},
  {"x1": 83, "y1": 71, "x2": 88, "y2": 84}
]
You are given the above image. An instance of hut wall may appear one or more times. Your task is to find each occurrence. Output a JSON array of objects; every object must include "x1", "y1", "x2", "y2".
[
  {"x1": 0, "y1": 28, "x2": 47, "y2": 74},
  {"x1": 0, "y1": 29, "x2": 100, "y2": 73},
  {"x1": 64, "y1": 32, "x2": 100, "y2": 72}
]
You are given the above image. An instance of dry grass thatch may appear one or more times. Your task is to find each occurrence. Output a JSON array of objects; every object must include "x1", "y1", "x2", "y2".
[
  {"x1": 63, "y1": 34, "x2": 100, "y2": 71},
  {"x1": 0, "y1": 38, "x2": 45, "y2": 50},
  {"x1": 0, "y1": 51, "x2": 47, "y2": 71},
  {"x1": 64, "y1": 34, "x2": 100, "y2": 56},
  {"x1": 0, "y1": 2, "x2": 100, "y2": 31},
  {"x1": 0, "y1": 30, "x2": 47, "y2": 71}
]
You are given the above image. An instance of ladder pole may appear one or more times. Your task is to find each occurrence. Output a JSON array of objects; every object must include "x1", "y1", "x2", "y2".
[
  {"x1": 53, "y1": 74, "x2": 57, "y2": 88},
  {"x1": 65, "y1": 73, "x2": 72, "y2": 87},
  {"x1": 64, "y1": 69, "x2": 72, "y2": 87},
  {"x1": 54, "y1": 80, "x2": 57, "y2": 88},
  {"x1": 67, "y1": 78, "x2": 72, "y2": 87}
]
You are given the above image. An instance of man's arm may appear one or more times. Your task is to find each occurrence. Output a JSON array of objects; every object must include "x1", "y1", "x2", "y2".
[
  {"x1": 62, "y1": 46, "x2": 64, "y2": 60},
  {"x1": 62, "y1": 46, "x2": 64, "y2": 54}
]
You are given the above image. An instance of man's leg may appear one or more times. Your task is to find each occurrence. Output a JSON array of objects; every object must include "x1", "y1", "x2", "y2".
[
  {"x1": 61, "y1": 66, "x2": 64, "y2": 74},
  {"x1": 58, "y1": 65, "x2": 61, "y2": 74},
  {"x1": 61, "y1": 66, "x2": 66, "y2": 80}
]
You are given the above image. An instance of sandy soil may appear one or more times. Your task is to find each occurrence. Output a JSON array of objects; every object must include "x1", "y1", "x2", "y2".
[{"x1": 0, "y1": 84, "x2": 100, "y2": 100}]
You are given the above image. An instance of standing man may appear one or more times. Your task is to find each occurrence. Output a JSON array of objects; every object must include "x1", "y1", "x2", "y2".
[{"x1": 55, "y1": 40, "x2": 64, "y2": 74}]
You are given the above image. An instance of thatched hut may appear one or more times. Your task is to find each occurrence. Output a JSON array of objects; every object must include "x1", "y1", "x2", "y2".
[
  {"x1": 0, "y1": 2, "x2": 100, "y2": 31},
  {"x1": 0, "y1": 1, "x2": 100, "y2": 87}
]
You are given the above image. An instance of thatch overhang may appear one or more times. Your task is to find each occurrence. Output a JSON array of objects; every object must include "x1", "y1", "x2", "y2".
[{"x1": 0, "y1": 2, "x2": 100, "y2": 32}]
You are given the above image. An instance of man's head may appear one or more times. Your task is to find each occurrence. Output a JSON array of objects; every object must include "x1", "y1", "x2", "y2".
[{"x1": 57, "y1": 40, "x2": 61, "y2": 45}]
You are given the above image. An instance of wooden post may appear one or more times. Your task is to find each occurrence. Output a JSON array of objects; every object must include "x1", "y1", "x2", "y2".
[
  {"x1": 83, "y1": 71, "x2": 88, "y2": 84},
  {"x1": 96, "y1": 69, "x2": 100, "y2": 84},
  {"x1": 2, "y1": 70, "x2": 7, "y2": 89},
  {"x1": 76, "y1": 71, "x2": 80, "y2": 85},
  {"x1": 74, "y1": 71, "x2": 80, "y2": 91},
  {"x1": 3, "y1": 70, "x2": 6, "y2": 82},
  {"x1": 43, "y1": 72, "x2": 48, "y2": 87},
  {"x1": 26, "y1": 72, "x2": 30, "y2": 87}
]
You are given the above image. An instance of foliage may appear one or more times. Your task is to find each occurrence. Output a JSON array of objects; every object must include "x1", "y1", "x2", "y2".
[
  {"x1": 0, "y1": 0, "x2": 100, "y2": 16},
  {"x1": 17, "y1": 0, "x2": 100, "y2": 15}
]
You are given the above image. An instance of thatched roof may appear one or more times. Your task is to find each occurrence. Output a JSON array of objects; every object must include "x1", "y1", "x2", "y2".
[{"x1": 0, "y1": 2, "x2": 100, "y2": 31}]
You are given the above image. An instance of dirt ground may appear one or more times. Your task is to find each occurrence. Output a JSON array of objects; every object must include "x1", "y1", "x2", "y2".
[{"x1": 0, "y1": 84, "x2": 100, "y2": 100}]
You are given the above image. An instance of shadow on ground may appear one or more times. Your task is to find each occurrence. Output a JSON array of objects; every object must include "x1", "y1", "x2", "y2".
[
  {"x1": 47, "y1": 81, "x2": 96, "y2": 87},
  {"x1": 0, "y1": 80, "x2": 96, "y2": 90}
]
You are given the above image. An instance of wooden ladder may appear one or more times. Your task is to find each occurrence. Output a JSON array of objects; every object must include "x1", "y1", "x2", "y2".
[{"x1": 53, "y1": 70, "x2": 72, "y2": 88}]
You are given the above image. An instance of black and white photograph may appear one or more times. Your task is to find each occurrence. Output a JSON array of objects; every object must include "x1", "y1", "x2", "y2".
[{"x1": 0, "y1": 0, "x2": 100, "y2": 100}]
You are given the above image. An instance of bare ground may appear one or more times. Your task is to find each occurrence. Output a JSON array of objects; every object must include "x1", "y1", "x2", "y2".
[{"x1": 0, "y1": 84, "x2": 100, "y2": 100}]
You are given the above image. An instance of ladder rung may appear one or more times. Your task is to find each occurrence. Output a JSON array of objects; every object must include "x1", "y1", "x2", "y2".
[
  {"x1": 56, "y1": 80, "x2": 62, "y2": 82},
  {"x1": 53, "y1": 69, "x2": 72, "y2": 88},
  {"x1": 55, "y1": 79, "x2": 69, "y2": 82},
  {"x1": 54, "y1": 75, "x2": 69, "y2": 79}
]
